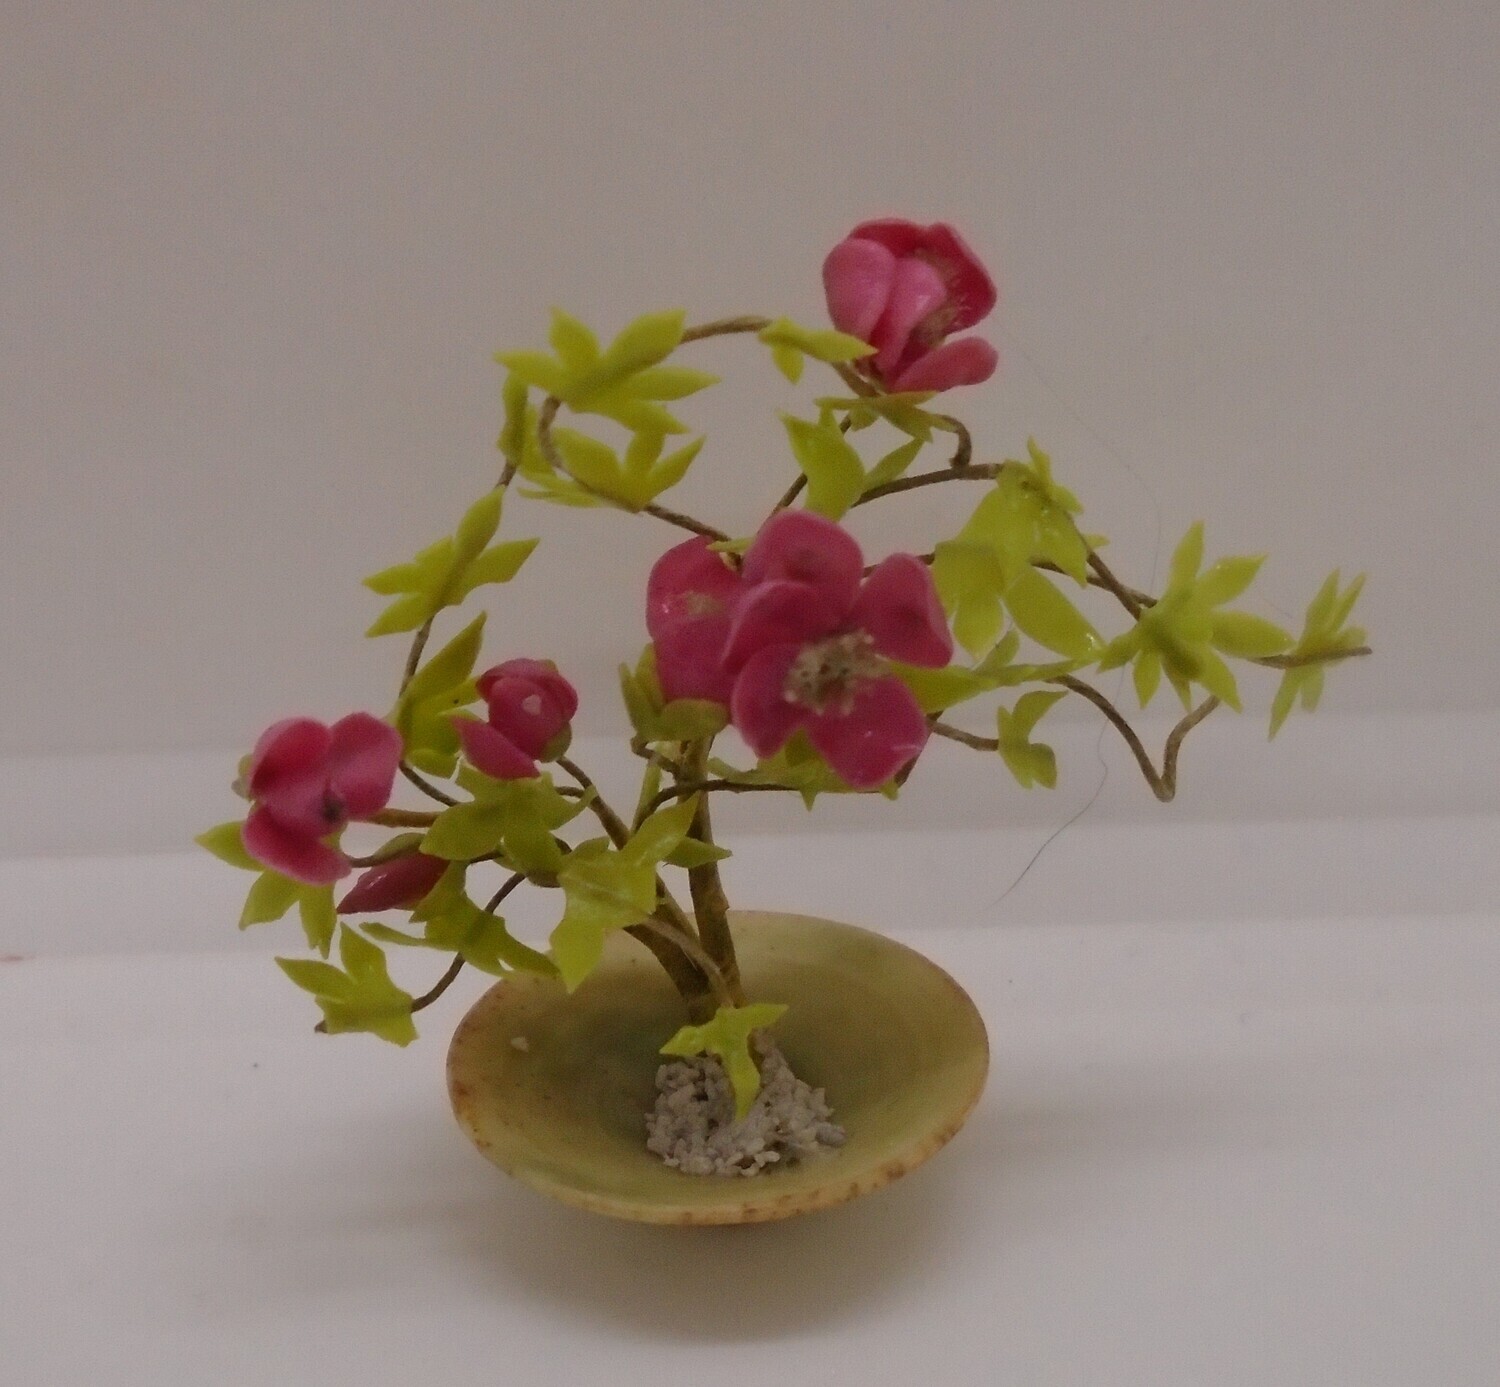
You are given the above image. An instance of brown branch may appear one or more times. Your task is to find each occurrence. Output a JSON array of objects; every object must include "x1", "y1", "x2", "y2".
[
  {"x1": 399, "y1": 763, "x2": 458, "y2": 807},
  {"x1": 932, "y1": 413, "x2": 973, "y2": 469},
  {"x1": 852, "y1": 461, "x2": 1005, "y2": 507},
  {"x1": 1086, "y1": 552, "x2": 1148, "y2": 619},
  {"x1": 639, "y1": 777, "x2": 799, "y2": 819},
  {"x1": 640, "y1": 502, "x2": 730, "y2": 542},
  {"x1": 680, "y1": 315, "x2": 772, "y2": 343},
  {"x1": 408, "y1": 955, "x2": 465, "y2": 1015},
  {"x1": 554, "y1": 756, "x2": 630, "y2": 848},
  {"x1": 681, "y1": 740, "x2": 744, "y2": 1004}
]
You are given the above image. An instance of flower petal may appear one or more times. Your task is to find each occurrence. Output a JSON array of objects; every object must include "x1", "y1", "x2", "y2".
[
  {"x1": 454, "y1": 718, "x2": 539, "y2": 781},
  {"x1": 722, "y1": 579, "x2": 835, "y2": 673},
  {"x1": 646, "y1": 538, "x2": 742, "y2": 703},
  {"x1": 243, "y1": 806, "x2": 350, "y2": 885},
  {"x1": 889, "y1": 336, "x2": 999, "y2": 394},
  {"x1": 246, "y1": 718, "x2": 337, "y2": 837},
  {"x1": 804, "y1": 676, "x2": 930, "y2": 790},
  {"x1": 870, "y1": 257, "x2": 948, "y2": 379},
  {"x1": 338, "y1": 853, "x2": 447, "y2": 914},
  {"x1": 326, "y1": 713, "x2": 403, "y2": 818},
  {"x1": 729, "y1": 643, "x2": 807, "y2": 759},
  {"x1": 821, "y1": 236, "x2": 897, "y2": 342},
  {"x1": 847, "y1": 218, "x2": 925, "y2": 258},
  {"x1": 742, "y1": 510, "x2": 863, "y2": 622},
  {"x1": 478, "y1": 659, "x2": 578, "y2": 722},
  {"x1": 919, "y1": 223, "x2": 997, "y2": 331},
  {"x1": 482, "y1": 673, "x2": 573, "y2": 760},
  {"x1": 851, "y1": 554, "x2": 954, "y2": 667}
]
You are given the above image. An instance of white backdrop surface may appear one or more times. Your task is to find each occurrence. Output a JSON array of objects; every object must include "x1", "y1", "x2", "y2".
[{"x1": 3, "y1": 0, "x2": 1498, "y2": 766}]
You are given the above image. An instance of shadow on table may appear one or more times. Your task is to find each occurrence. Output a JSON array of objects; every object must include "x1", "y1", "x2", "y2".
[{"x1": 446, "y1": 1135, "x2": 984, "y2": 1342}]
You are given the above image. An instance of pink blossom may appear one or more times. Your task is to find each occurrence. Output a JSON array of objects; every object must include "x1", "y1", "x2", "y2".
[
  {"x1": 455, "y1": 658, "x2": 578, "y2": 781},
  {"x1": 646, "y1": 538, "x2": 744, "y2": 703},
  {"x1": 822, "y1": 218, "x2": 998, "y2": 394},
  {"x1": 243, "y1": 713, "x2": 403, "y2": 885},
  {"x1": 338, "y1": 851, "x2": 447, "y2": 914},
  {"x1": 646, "y1": 512, "x2": 953, "y2": 790}
]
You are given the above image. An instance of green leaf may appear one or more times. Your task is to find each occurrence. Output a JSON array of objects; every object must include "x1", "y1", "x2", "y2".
[
  {"x1": 548, "y1": 308, "x2": 600, "y2": 370},
  {"x1": 621, "y1": 795, "x2": 700, "y2": 869},
  {"x1": 1004, "y1": 568, "x2": 1102, "y2": 659},
  {"x1": 1197, "y1": 554, "x2": 1265, "y2": 606},
  {"x1": 627, "y1": 366, "x2": 719, "y2": 401},
  {"x1": 1269, "y1": 571, "x2": 1367, "y2": 737},
  {"x1": 660, "y1": 1002, "x2": 789, "y2": 1118},
  {"x1": 569, "y1": 309, "x2": 686, "y2": 403},
  {"x1": 646, "y1": 436, "x2": 705, "y2": 495},
  {"x1": 1170, "y1": 522, "x2": 1206, "y2": 586},
  {"x1": 277, "y1": 926, "x2": 417, "y2": 1046},
  {"x1": 297, "y1": 885, "x2": 337, "y2": 955},
  {"x1": 769, "y1": 342, "x2": 804, "y2": 383},
  {"x1": 862, "y1": 438, "x2": 925, "y2": 494},
  {"x1": 653, "y1": 698, "x2": 729, "y2": 741},
  {"x1": 890, "y1": 662, "x2": 1001, "y2": 714},
  {"x1": 1210, "y1": 611, "x2": 1293, "y2": 659},
  {"x1": 758, "y1": 317, "x2": 874, "y2": 365},
  {"x1": 196, "y1": 821, "x2": 259, "y2": 871},
  {"x1": 665, "y1": 837, "x2": 732, "y2": 869},
  {"x1": 815, "y1": 392, "x2": 938, "y2": 442},
  {"x1": 421, "y1": 800, "x2": 511, "y2": 862},
  {"x1": 931, "y1": 540, "x2": 1009, "y2": 659},
  {"x1": 782, "y1": 414, "x2": 865, "y2": 520},
  {"x1": 996, "y1": 691, "x2": 1066, "y2": 790},
  {"x1": 240, "y1": 871, "x2": 301, "y2": 930},
  {"x1": 364, "y1": 492, "x2": 533, "y2": 636},
  {"x1": 550, "y1": 847, "x2": 660, "y2": 990},
  {"x1": 1133, "y1": 648, "x2": 1163, "y2": 707}
]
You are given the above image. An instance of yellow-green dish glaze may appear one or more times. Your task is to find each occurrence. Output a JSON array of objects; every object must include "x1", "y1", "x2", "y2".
[{"x1": 447, "y1": 911, "x2": 989, "y2": 1225}]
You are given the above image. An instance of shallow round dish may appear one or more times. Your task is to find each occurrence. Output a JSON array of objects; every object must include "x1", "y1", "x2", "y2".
[{"x1": 447, "y1": 910, "x2": 989, "y2": 1225}]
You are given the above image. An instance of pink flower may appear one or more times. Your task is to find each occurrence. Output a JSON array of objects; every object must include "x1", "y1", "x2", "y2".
[
  {"x1": 646, "y1": 512, "x2": 953, "y2": 790},
  {"x1": 455, "y1": 658, "x2": 578, "y2": 780},
  {"x1": 338, "y1": 851, "x2": 447, "y2": 914},
  {"x1": 822, "y1": 218, "x2": 998, "y2": 394},
  {"x1": 243, "y1": 713, "x2": 403, "y2": 885},
  {"x1": 646, "y1": 538, "x2": 744, "y2": 703}
]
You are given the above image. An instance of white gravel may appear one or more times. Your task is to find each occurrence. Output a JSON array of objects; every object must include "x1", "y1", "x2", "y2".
[{"x1": 645, "y1": 1038, "x2": 847, "y2": 1177}]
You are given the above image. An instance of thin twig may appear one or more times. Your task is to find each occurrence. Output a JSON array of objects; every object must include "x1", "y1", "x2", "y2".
[
  {"x1": 932, "y1": 413, "x2": 973, "y2": 469},
  {"x1": 680, "y1": 315, "x2": 772, "y2": 343},
  {"x1": 640, "y1": 777, "x2": 799, "y2": 819},
  {"x1": 409, "y1": 955, "x2": 466, "y2": 1015},
  {"x1": 554, "y1": 756, "x2": 630, "y2": 847},
  {"x1": 1086, "y1": 552, "x2": 1146, "y2": 619},
  {"x1": 1255, "y1": 646, "x2": 1371, "y2": 670},
  {"x1": 400, "y1": 620, "x2": 435, "y2": 693},
  {"x1": 367, "y1": 807, "x2": 439, "y2": 828},
  {"x1": 399, "y1": 762, "x2": 458, "y2": 807},
  {"x1": 852, "y1": 461, "x2": 1005, "y2": 507}
]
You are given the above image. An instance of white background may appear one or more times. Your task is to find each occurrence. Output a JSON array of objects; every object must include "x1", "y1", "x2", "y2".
[
  {"x1": 4, "y1": 0, "x2": 1498, "y2": 768},
  {"x1": 3, "y1": 6, "x2": 1499, "y2": 1384}
]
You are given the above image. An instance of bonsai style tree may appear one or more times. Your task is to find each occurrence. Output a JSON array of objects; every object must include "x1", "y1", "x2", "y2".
[{"x1": 200, "y1": 218, "x2": 1368, "y2": 1137}]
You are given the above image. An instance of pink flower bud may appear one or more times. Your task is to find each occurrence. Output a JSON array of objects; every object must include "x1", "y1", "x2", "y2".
[
  {"x1": 455, "y1": 659, "x2": 578, "y2": 780},
  {"x1": 822, "y1": 219, "x2": 999, "y2": 394}
]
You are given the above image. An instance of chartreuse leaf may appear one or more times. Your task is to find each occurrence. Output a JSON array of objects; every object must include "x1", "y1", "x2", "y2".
[
  {"x1": 424, "y1": 772, "x2": 585, "y2": 877},
  {"x1": 931, "y1": 540, "x2": 1009, "y2": 659},
  {"x1": 237, "y1": 866, "x2": 338, "y2": 957},
  {"x1": 1269, "y1": 571, "x2": 1366, "y2": 737},
  {"x1": 954, "y1": 445, "x2": 1090, "y2": 586},
  {"x1": 758, "y1": 317, "x2": 873, "y2": 384},
  {"x1": 1101, "y1": 523, "x2": 1291, "y2": 714},
  {"x1": 665, "y1": 837, "x2": 732, "y2": 869},
  {"x1": 889, "y1": 661, "x2": 1002, "y2": 715},
  {"x1": 619, "y1": 795, "x2": 701, "y2": 870},
  {"x1": 618, "y1": 648, "x2": 729, "y2": 744},
  {"x1": 378, "y1": 863, "x2": 555, "y2": 977},
  {"x1": 363, "y1": 491, "x2": 536, "y2": 636},
  {"x1": 1004, "y1": 568, "x2": 1102, "y2": 660},
  {"x1": 545, "y1": 423, "x2": 708, "y2": 511},
  {"x1": 498, "y1": 309, "x2": 709, "y2": 437},
  {"x1": 393, "y1": 612, "x2": 485, "y2": 777},
  {"x1": 547, "y1": 797, "x2": 703, "y2": 985},
  {"x1": 782, "y1": 413, "x2": 866, "y2": 519},
  {"x1": 195, "y1": 821, "x2": 259, "y2": 871},
  {"x1": 550, "y1": 841, "x2": 660, "y2": 990},
  {"x1": 996, "y1": 690, "x2": 1067, "y2": 789},
  {"x1": 709, "y1": 731, "x2": 896, "y2": 807},
  {"x1": 862, "y1": 437, "x2": 925, "y2": 493},
  {"x1": 814, "y1": 392, "x2": 937, "y2": 441},
  {"x1": 277, "y1": 926, "x2": 416, "y2": 1046},
  {"x1": 660, "y1": 1002, "x2": 789, "y2": 1118}
]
